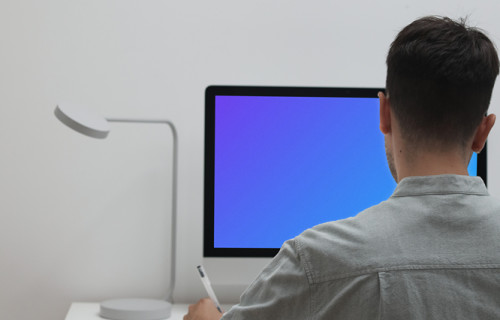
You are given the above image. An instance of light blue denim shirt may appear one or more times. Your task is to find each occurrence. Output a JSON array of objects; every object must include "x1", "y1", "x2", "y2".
[{"x1": 222, "y1": 175, "x2": 500, "y2": 319}]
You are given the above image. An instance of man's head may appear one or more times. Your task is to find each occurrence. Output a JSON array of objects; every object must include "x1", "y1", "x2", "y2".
[{"x1": 385, "y1": 16, "x2": 499, "y2": 151}]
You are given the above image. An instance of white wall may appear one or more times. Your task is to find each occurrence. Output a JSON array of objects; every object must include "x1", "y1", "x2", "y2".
[{"x1": 1, "y1": 1, "x2": 500, "y2": 319}]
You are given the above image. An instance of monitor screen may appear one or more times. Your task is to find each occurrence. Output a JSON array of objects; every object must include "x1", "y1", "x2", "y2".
[{"x1": 204, "y1": 86, "x2": 487, "y2": 257}]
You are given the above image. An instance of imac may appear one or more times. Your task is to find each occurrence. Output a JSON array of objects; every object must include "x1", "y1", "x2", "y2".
[{"x1": 203, "y1": 86, "x2": 487, "y2": 301}]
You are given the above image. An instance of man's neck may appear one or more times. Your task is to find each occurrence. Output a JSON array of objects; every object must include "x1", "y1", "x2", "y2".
[{"x1": 395, "y1": 148, "x2": 470, "y2": 183}]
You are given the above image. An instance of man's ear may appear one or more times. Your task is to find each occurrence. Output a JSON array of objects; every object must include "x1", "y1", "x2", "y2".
[
  {"x1": 379, "y1": 92, "x2": 392, "y2": 134},
  {"x1": 472, "y1": 113, "x2": 496, "y2": 153}
]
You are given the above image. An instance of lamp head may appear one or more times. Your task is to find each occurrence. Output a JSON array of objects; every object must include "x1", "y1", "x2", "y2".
[{"x1": 55, "y1": 104, "x2": 110, "y2": 139}]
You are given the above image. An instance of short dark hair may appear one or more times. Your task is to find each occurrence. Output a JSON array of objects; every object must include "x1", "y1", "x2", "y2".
[{"x1": 386, "y1": 16, "x2": 499, "y2": 149}]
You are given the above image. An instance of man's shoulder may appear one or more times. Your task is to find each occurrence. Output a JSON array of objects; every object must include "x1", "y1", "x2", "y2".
[
  {"x1": 298, "y1": 197, "x2": 396, "y2": 244},
  {"x1": 292, "y1": 201, "x2": 396, "y2": 280}
]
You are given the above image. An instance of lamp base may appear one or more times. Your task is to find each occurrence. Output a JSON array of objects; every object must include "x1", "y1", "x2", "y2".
[{"x1": 100, "y1": 298, "x2": 171, "y2": 320}]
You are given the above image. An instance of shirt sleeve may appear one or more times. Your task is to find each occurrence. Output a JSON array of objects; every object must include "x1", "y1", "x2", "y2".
[{"x1": 221, "y1": 238, "x2": 311, "y2": 320}]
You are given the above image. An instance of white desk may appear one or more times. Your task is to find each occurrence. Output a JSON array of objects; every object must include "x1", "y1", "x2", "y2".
[{"x1": 65, "y1": 303, "x2": 189, "y2": 320}]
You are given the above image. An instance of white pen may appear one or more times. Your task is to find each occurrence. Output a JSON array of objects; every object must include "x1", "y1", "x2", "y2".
[{"x1": 196, "y1": 265, "x2": 223, "y2": 313}]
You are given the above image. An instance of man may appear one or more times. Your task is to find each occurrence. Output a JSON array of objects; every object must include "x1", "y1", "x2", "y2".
[{"x1": 185, "y1": 16, "x2": 500, "y2": 319}]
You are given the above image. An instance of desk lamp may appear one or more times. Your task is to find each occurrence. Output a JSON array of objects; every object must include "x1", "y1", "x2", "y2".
[{"x1": 54, "y1": 104, "x2": 178, "y2": 320}]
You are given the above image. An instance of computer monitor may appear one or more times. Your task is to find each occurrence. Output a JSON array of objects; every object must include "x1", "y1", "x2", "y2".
[{"x1": 204, "y1": 86, "x2": 487, "y2": 258}]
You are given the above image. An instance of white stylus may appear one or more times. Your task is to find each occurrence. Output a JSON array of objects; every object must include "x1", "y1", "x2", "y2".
[{"x1": 196, "y1": 265, "x2": 223, "y2": 313}]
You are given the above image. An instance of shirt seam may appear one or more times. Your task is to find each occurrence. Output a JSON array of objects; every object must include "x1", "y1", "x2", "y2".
[
  {"x1": 294, "y1": 238, "x2": 314, "y2": 320},
  {"x1": 392, "y1": 191, "x2": 488, "y2": 197},
  {"x1": 311, "y1": 263, "x2": 500, "y2": 284}
]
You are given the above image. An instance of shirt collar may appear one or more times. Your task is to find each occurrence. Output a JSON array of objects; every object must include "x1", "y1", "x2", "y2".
[{"x1": 392, "y1": 174, "x2": 489, "y2": 198}]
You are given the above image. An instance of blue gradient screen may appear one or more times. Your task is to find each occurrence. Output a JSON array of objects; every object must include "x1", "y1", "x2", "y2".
[{"x1": 213, "y1": 95, "x2": 478, "y2": 249}]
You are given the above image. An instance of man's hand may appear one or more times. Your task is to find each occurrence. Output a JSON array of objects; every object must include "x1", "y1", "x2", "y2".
[{"x1": 183, "y1": 298, "x2": 224, "y2": 320}]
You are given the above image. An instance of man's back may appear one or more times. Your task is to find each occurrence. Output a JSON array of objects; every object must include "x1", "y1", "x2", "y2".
[{"x1": 223, "y1": 175, "x2": 500, "y2": 319}]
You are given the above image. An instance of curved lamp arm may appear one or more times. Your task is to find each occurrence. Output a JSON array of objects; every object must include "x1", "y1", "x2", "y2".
[{"x1": 106, "y1": 117, "x2": 178, "y2": 303}]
